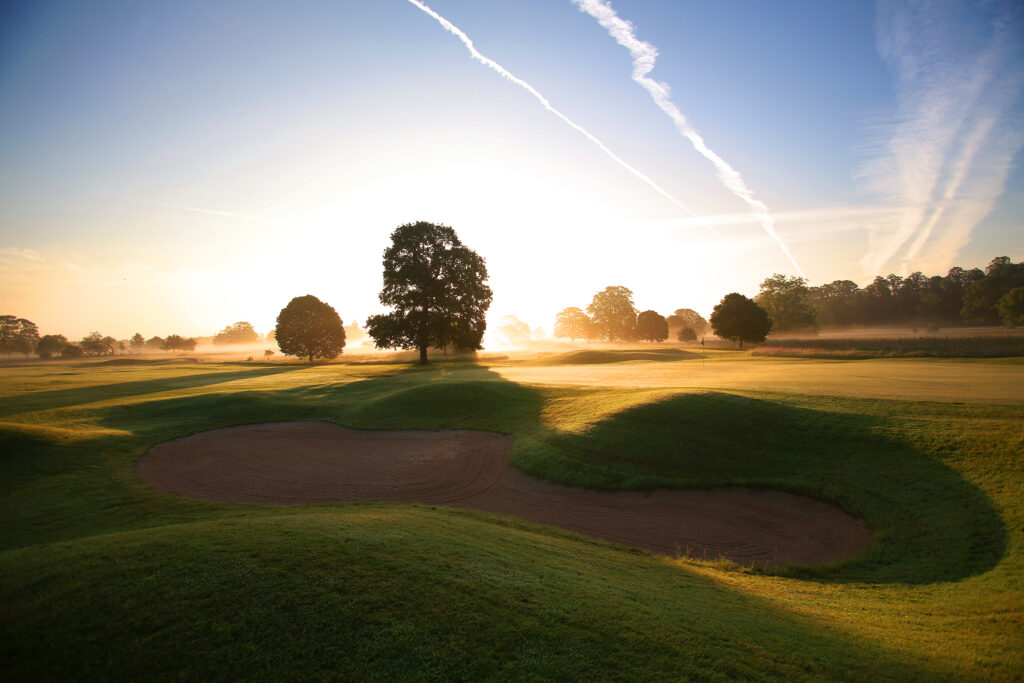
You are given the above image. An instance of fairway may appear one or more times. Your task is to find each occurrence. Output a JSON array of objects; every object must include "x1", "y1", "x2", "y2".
[
  {"x1": 2, "y1": 352, "x2": 1022, "y2": 680},
  {"x1": 498, "y1": 352, "x2": 1024, "y2": 402}
]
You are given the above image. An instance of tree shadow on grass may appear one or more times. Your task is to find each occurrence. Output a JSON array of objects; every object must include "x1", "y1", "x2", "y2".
[
  {"x1": 520, "y1": 391, "x2": 1007, "y2": 585},
  {"x1": 0, "y1": 366, "x2": 307, "y2": 418}
]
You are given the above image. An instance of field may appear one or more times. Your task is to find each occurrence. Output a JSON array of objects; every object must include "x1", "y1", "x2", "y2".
[{"x1": 2, "y1": 350, "x2": 1023, "y2": 680}]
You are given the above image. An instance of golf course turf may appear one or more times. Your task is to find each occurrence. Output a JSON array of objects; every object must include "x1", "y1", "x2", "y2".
[{"x1": 2, "y1": 351, "x2": 1022, "y2": 679}]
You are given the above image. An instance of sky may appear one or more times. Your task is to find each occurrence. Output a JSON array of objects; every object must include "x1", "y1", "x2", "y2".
[{"x1": 1, "y1": 0, "x2": 1022, "y2": 342}]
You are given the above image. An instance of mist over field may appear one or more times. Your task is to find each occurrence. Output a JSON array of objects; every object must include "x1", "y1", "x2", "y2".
[{"x1": 2, "y1": 1, "x2": 1023, "y2": 681}]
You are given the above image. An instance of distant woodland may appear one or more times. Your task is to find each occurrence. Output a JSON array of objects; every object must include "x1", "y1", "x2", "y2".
[{"x1": 2, "y1": 254, "x2": 1022, "y2": 360}]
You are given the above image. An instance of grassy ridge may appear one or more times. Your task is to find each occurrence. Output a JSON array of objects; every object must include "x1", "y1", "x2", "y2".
[
  {"x1": 2, "y1": 357, "x2": 1022, "y2": 679},
  {"x1": 753, "y1": 334, "x2": 1024, "y2": 359}
]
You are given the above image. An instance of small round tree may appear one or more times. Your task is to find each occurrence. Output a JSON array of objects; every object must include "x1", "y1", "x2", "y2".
[
  {"x1": 275, "y1": 295, "x2": 346, "y2": 362},
  {"x1": 677, "y1": 326, "x2": 697, "y2": 342},
  {"x1": 635, "y1": 310, "x2": 668, "y2": 342},
  {"x1": 710, "y1": 293, "x2": 772, "y2": 348}
]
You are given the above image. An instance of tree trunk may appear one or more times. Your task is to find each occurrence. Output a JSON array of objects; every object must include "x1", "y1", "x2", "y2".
[
  {"x1": 309, "y1": 353, "x2": 314, "y2": 363},
  {"x1": 419, "y1": 346, "x2": 429, "y2": 365}
]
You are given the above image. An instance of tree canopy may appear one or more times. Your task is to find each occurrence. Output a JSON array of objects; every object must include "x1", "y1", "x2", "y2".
[
  {"x1": 276, "y1": 295, "x2": 346, "y2": 362},
  {"x1": 366, "y1": 222, "x2": 492, "y2": 365},
  {"x1": 80, "y1": 332, "x2": 112, "y2": 356},
  {"x1": 0, "y1": 316, "x2": 40, "y2": 356},
  {"x1": 213, "y1": 321, "x2": 258, "y2": 345},
  {"x1": 587, "y1": 286, "x2": 637, "y2": 342},
  {"x1": 161, "y1": 335, "x2": 197, "y2": 352},
  {"x1": 635, "y1": 310, "x2": 668, "y2": 342},
  {"x1": 499, "y1": 315, "x2": 531, "y2": 344},
  {"x1": 755, "y1": 274, "x2": 818, "y2": 333},
  {"x1": 667, "y1": 309, "x2": 709, "y2": 337},
  {"x1": 36, "y1": 334, "x2": 67, "y2": 359},
  {"x1": 677, "y1": 326, "x2": 697, "y2": 342},
  {"x1": 553, "y1": 307, "x2": 592, "y2": 342},
  {"x1": 999, "y1": 287, "x2": 1024, "y2": 327},
  {"x1": 710, "y1": 293, "x2": 772, "y2": 348}
]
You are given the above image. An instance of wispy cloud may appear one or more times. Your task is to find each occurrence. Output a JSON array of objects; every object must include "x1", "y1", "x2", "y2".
[
  {"x1": 648, "y1": 204, "x2": 905, "y2": 230},
  {"x1": 858, "y1": 0, "x2": 1024, "y2": 275},
  {"x1": 404, "y1": 0, "x2": 721, "y2": 238},
  {"x1": 153, "y1": 202, "x2": 297, "y2": 227},
  {"x1": 0, "y1": 247, "x2": 46, "y2": 267},
  {"x1": 572, "y1": 0, "x2": 805, "y2": 277}
]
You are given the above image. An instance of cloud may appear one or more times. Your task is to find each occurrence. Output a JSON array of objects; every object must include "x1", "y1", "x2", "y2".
[
  {"x1": 152, "y1": 202, "x2": 298, "y2": 227},
  {"x1": 572, "y1": 0, "x2": 806, "y2": 277},
  {"x1": 857, "y1": 0, "x2": 1024, "y2": 275},
  {"x1": 0, "y1": 247, "x2": 46, "y2": 268},
  {"x1": 404, "y1": 0, "x2": 722, "y2": 237}
]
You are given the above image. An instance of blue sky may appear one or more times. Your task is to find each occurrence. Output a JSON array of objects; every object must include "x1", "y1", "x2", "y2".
[{"x1": 1, "y1": 0, "x2": 1022, "y2": 340}]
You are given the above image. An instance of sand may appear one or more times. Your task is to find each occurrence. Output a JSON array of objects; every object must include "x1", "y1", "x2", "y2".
[{"x1": 138, "y1": 421, "x2": 872, "y2": 567}]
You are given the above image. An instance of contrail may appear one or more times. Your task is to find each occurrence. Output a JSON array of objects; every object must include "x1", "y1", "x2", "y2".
[
  {"x1": 154, "y1": 202, "x2": 297, "y2": 226},
  {"x1": 573, "y1": 0, "x2": 805, "y2": 276},
  {"x1": 404, "y1": 0, "x2": 721, "y2": 238},
  {"x1": 856, "y1": 0, "x2": 1023, "y2": 276}
]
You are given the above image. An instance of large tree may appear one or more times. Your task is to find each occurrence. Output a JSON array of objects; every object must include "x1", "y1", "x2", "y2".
[
  {"x1": 213, "y1": 321, "x2": 259, "y2": 345},
  {"x1": 710, "y1": 293, "x2": 772, "y2": 348},
  {"x1": 587, "y1": 286, "x2": 637, "y2": 342},
  {"x1": 755, "y1": 274, "x2": 817, "y2": 333},
  {"x1": 366, "y1": 222, "x2": 492, "y2": 365},
  {"x1": 635, "y1": 310, "x2": 669, "y2": 342},
  {"x1": 0, "y1": 316, "x2": 40, "y2": 357},
  {"x1": 276, "y1": 295, "x2": 346, "y2": 362},
  {"x1": 553, "y1": 307, "x2": 592, "y2": 343}
]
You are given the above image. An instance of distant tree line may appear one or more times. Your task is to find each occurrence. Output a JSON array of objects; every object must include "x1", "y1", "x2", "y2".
[
  {"x1": 548, "y1": 255, "x2": 1024, "y2": 350},
  {"x1": 553, "y1": 288, "x2": 710, "y2": 344},
  {"x1": 0, "y1": 320, "x2": 203, "y2": 359},
  {"x1": 761, "y1": 256, "x2": 1024, "y2": 333},
  {"x1": 5, "y1": 239, "x2": 1021, "y2": 364}
]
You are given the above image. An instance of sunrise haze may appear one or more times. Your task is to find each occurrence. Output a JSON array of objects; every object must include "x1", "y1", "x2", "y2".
[{"x1": 2, "y1": 0, "x2": 1022, "y2": 340}]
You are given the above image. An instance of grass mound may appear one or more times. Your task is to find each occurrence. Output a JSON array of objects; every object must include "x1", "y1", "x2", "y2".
[
  {"x1": 2, "y1": 358, "x2": 1022, "y2": 679},
  {"x1": 538, "y1": 348, "x2": 697, "y2": 365},
  {"x1": 753, "y1": 334, "x2": 1024, "y2": 359},
  {"x1": 1, "y1": 510, "x2": 934, "y2": 681}
]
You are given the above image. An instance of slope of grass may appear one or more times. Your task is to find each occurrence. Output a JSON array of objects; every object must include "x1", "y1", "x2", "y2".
[
  {"x1": 2, "y1": 356, "x2": 1022, "y2": 679},
  {"x1": 753, "y1": 333, "x2": 1024, "y2": 358},
  {"x1": 536, "y1": 348, "x2": 699, "y2": 364}
]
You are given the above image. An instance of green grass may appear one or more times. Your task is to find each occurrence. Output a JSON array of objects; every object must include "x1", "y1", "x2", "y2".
[
  {"x1": 753, "y1": 333, "x2": 1024, "y2": 359},
  {"x1": 2, "y1": 354, "x2": 1022, "y2": 680},
  {"x1": 536, "y1": 348, "x2": 700, "y2": 364}
]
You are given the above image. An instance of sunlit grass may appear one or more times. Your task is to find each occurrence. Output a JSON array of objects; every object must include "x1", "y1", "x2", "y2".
[{"x1": 1, "y1": 353, "x2": 1022, "y2": 679}]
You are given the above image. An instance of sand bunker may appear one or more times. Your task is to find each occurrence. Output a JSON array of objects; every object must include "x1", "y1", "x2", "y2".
[{"x1": 138, "y1": 422, "x2": 871, "y2": 567}]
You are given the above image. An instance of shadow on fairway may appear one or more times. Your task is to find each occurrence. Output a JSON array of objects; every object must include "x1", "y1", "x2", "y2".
[
  {"x1": 523, "y1": 391, "x2": 1007, "y2": 585},
  {"x1": 0, "y1": 366, "x2": 306, "y2": 418},
  {"x1": 5, "y1": 363, "x2": 1006, "y2": 585}
]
